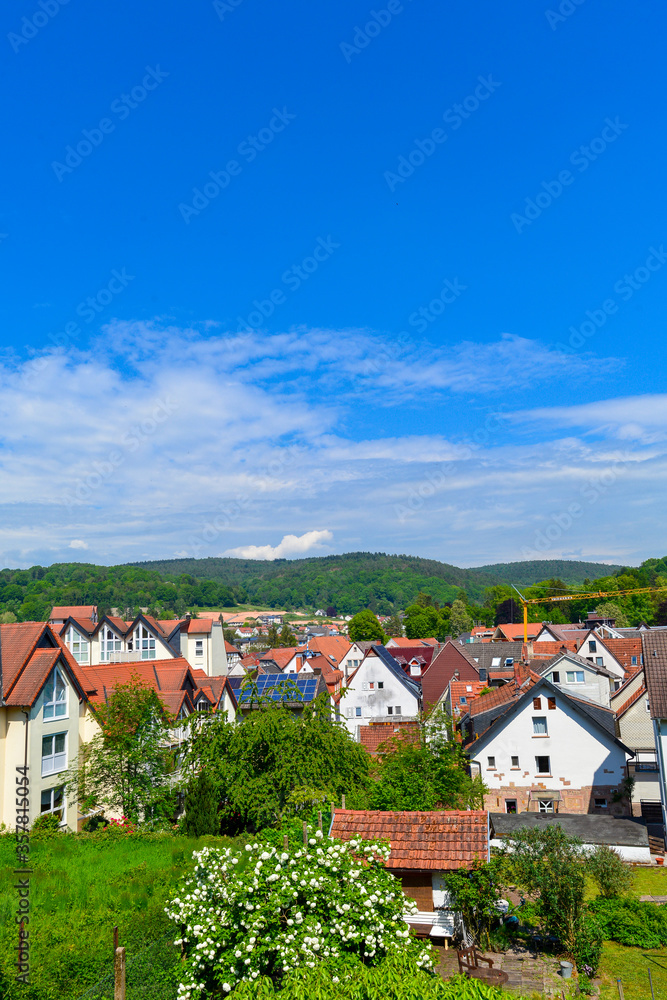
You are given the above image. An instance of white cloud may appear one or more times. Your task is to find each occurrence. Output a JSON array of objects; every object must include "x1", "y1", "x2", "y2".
[
  {"x1": 513, "y1": 394, "x2": 667, "y2": 443},
  {"x1": 223, "y1": 529, "x2": 333, "y2": 560},
  {"x1": 69, "y1": 539, "x2": 88, "y2": 550}
]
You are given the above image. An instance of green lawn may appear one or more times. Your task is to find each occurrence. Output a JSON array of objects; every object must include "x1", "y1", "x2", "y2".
[
  {"x1": 598, "y1": 942, "x2": 667, "y2": 1000},
  {"x1": 0, "y1": 831, "x2": 244, "y2": 1000},
  {"x1": 627, "y1": 865, "x2": 667, "y2": 897}
]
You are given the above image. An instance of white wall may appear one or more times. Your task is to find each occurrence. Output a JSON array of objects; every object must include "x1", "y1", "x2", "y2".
[{"x1": 339, "y1": 653, "x2": 419, "y2": 738}]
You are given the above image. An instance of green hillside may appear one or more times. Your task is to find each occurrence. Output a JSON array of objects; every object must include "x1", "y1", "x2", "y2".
[{"x1": 472, "y1": 559, "x2": 624, "y2": 587}]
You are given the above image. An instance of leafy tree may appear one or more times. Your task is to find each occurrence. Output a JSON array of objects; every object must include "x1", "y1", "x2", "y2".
[
  {"x1": 183, "y1": 698, "x2": 370, "y2": 832},
  {"x1": 0, "y1": 610, "x2": 17, "y2": 623},
  {"x1": 266, "y1": 623, "x2": 281, "y2": 647},
  {"x1": 384, "y1": 612, "x2": 404, "y2": 637},
  {"x1": 593, "y1": 601, "x2": 629, "y2": 627},
  {"x1": 403, "y1": 603, "x2": 440, "y2": 639},
  {"x1": 586, "y1": 844, "x2": 634, "y2": 898},
  {"x1": 415, "y1": 591, "x2": 434, "y2": 607},
  {"x1": 449, "y1": 599, "x2": 472, "y2": 637},
  {"x1": 223, "y1": 627, "x2": 239, "y2": 646},
  {"x1": 278, "y1": 623, "x2": 297, "y2": 646},
  {"x1": 442, "y1": 858, "x2": 504, "y2": 947},
  {"x1": 181, "y1": 768, "x2": 219, "y2": 836},
  {"x1": 348, "y1": 609, "x2": 386, "y2": 643},
  {"x1": 369, "y1": 710, "x2": 485, "y2": 811},
  {"x1": 65, "y1": 677, "x2": 177, "y2": 825}
]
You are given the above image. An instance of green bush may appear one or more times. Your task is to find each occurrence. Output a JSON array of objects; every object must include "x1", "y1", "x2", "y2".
[
  {"x1": 586, "y1": 844, "x2": 634, "y2": 898},
  {"x1": 572, "y1": 911, "x2": 603, "y2": 976},
  {"x1": 30, "y1": 813, "x2": 63, "y2": 838},
  {"x1": 588, "y1": 897, "x2": 667, "y2": 949}
]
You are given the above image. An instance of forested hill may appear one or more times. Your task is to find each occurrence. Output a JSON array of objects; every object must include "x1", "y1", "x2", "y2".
[{"x1": 125, "y1": 552, "x2": 625, "y2": 612}]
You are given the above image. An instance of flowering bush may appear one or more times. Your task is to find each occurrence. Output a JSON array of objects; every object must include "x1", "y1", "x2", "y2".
[
  {"x1": 100, "y1": 815, "x2": 138, "y2": 835},
  {"x1": 166, "y1": 829, "x2": 434, "y2": 998}
]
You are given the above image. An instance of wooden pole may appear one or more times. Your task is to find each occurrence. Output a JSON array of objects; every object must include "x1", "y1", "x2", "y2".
[
  {"x1": 114, "y1": 946, "x2": 126, "y2": 1000},
  {"x1": 648, "y1": 968, "x2": 655, "y2": 1000},
  {"x1": 318, "y1": 810, "x2": 323, "y2": 831},
  {"x1": 302, "y1": 821, "x2": 307, "y2": 846},
  {"x1": 113, "y1": 925, "x2": 118, "y2": 964},
  {"x1": 617, "y1": 979, "x2": 625, "y2": 1000},
  {"x1": 283, "y1": 834, "x2": 289, "y2": 851},
  {"x1": 341, "y1": 794, "x2": 346, "y2": 809}
]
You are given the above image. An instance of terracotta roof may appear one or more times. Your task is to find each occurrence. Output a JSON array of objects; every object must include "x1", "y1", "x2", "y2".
[
  {"x1": 296, "y1": 636, "x2": 352, "y2": 663},
  {"x1": 4, "y1": 647, "x2": 61, "y2": 706},
  {"x1": 602, "y1": 637, "x2": 643, "y2": 676},
  {"x1": 78, "y1": 658, "x2": 193, "y2": 708},
  {"x1": 50, "y1": 605, "x2": 97, "y2": 620},
  {"x1": 495, "y1": 624, "x2": 541, "y2": 640},
  {"x1": 330, "y1": 810, "x2": 488, "y2": 869},
  {"x1": 388, "y1": 646, "x2": 438, "y2": 676},
  {"x1": 358, "y1": 721, "x2": 420, "y2": 755},
  {"x1": 0, "y1": 622, "x2": 46, "y2": 691},
  {"x1": 643, "y1": 631, "x2": 667, "y2": 718},
  {"x1": 305, "y1": 653, "x2": 344, "y2": 694},
  {"x1": 225, "y1": 641, "x2": 241, "y2": 654},
  {"x1": 529, "y1": 640, "x2": 580, "y2": 659},
  {"x1": 387, "y1": 637, "x2": 438, "y2": 647},
  {"x1": 259, "y1": 647, "x2": 298, "y2": 670},
  {"x1": 103, "y1": 616, "x2": 132, "y2": 634},
  {"x1": 466, "y1": 679, "x2": 527, "y2": 717},
  {"x1": 182, "y1": 618, "x2": 213, "y2": 633}
]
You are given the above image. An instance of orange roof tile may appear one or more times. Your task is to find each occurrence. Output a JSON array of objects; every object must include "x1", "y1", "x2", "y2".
[
  {"x1": 331, "y1": 810, "x2": 488, "y2": 869},
  {"x1": 358, "y1": 722, "x2": 420, "y2": 755},
  {"x1": 50, "y1": 605, "x2": 97, "y2": 620}
]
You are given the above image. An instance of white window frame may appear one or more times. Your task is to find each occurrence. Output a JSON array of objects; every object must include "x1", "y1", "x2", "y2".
[
  {"x1": 66, "y1": 626, "x2": 89, "y2": 664},
  {"x1": 100, "y1": 627, "x2": 122, "y2": 662},
  {"x1": 43, "y1": 667, "x2": 67, "y2": 720},
  {"x1": 535, "y1": 755, "x2": 551, "y2": 775},
  {"x1": 532, "y1": 716, "x2": 548, "y2": 735},
  {"x1": 40, "y1": 786, "x2": 65, "y2": 824},
  {"x1": 566, "y1": 670, "x2": 585, "y2": 683},
  {"x1": 42, "y1": 732, "x2": 67, "y2": 777},
  {"x1": 131, "y1": 625, "x2": 156, "y2": 660},
  {"x1": 538, "y1": 799, "x2": 554, "y2": 813}
]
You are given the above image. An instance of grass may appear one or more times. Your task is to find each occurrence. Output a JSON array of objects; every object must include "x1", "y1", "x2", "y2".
[
  {"x1": 598, "y1": 941, "x2": 667, "y2": 1000},
  {"x1": 627, "y1": 865, "x2": 667, "y2": 897},
  {"x1": 0, "y1": 830, "x2": 245, "y2": 1000}
]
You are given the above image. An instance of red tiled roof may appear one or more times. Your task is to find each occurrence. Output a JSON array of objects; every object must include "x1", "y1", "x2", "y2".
[
  {"x1": 225, "y1": 641, "x2": 241, "y2": 654},
  {"x1": 0, "y1": 622, "x2": 46, "y2": 691},
  {"x1": 331, "y1": 810, "x2": 488, "y2": 869},
  {"x1": 358, "y1": 722, "x2": 420, "y2": 755},
  {"x1": 388, "y1": 637, "x2": 438, "y2": 648},
  {"x1": 50, "y1": 605, "x2": 97, "y2": 620},
  {"x1": 78, "y1": 658, "x2": 193, "y2": 706},
  {"x1": 296, "y1": 636, "x2": 352, "y2": 662},
  {"x1": 260, "y1": 647, "x2": 298, "y2": 669},
  {"x1": 530, "y1": 640, "x2": 581, "y2": 659},
  {"x1": 421, "y1": 641, "x2": 480, "y2": 711},
  {"x1": 182, "y1": 618, "x2": 213, "y2": 633},
  {"x1": 603, "y1": 637, "x2": 643, "y2": 676},
  {"x1": 5, "y1": 647, "x2": 61, "y2": 706},
  {"x1": 495, "y1": 623, "x2": 541, "y2": 640}
]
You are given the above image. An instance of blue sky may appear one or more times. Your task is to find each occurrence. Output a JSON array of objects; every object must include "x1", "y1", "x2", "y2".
[{"x1": 1, "y1": 0, "x2": 665, "y2": 569}]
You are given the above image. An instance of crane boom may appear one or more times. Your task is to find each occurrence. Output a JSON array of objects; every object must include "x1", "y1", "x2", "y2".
[{"x1": 512, "y1": 585, "x2": 667, "y2": 643}]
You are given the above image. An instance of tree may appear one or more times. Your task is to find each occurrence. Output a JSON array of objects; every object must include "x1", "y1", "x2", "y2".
[
  {"x1": 403, "y1": 603, "x2": 440, "y2": 640},
  {"x1": 278, "y1": 623, "x2": 297, "y2": 646},
  {"x1": 181, "y1": 768, "x2": 219, "y2": 836},
  {"x1": 442, "y1": 858, "x2": 504, "y2": 947},
  {"x1": 65, "y1": 677, "x2": 176, "y2": 825},
  {"x1": 167, "y1": 833, "x2": 434, "y2": 995},
  {"x1": 449, "y1": 599, "x2": 472, "y2": 637},
  {"x1": 183, "y1": 698, "x2": 370, "y2": 832},
  {"x1": 369, "y1": 710, "x2": 486, "y2": 812},
  {"x1": 266, "y1": 623, "x2": 281, "y2": 647},
  {"x1": 384, "y1": 612, "x2": 403, "y2": 637},
  {"x1": 223, "y1": 627, "x2": 238, "y2": 646},
  {"x1": 347, "y1": 609, "x2": 386, "y2": 643},
  {"x1": 594, "y1": 601, "x2": 629, "y2": 627}
]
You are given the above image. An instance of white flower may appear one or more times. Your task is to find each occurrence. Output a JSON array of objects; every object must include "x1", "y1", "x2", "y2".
[{"x1": 222, "y1": 984, "x2": 231, "y2": 993}]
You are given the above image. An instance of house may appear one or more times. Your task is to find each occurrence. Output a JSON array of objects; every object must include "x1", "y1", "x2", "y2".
[
  {"x1": 228, "y1": 672, "x2": 328, "y2": 715},
  {"x1": 50, "y1": 605, "x2": 98, "y2": 625},
  {"x1": 178, "y1": 618, "x2": 229, "y2": 676},
  {"x1": 330, "y1": 809, "x2": 489, "y2": 938},
  {"x1": 387, "y1": 645, "x2": 439, "y2": 680},
  {"x1": 358, "y1": 720, "x2": 420, "y2": 755},
  {"x1": 611, "y1": 670, "x2": 661, "y2": 822},
  {"x1": 642, "y1": 632, "x2": 667, "y2": 836},
  {"x1": 463, "y1": 676, "x2": 633, "y2": 816},
  {"x1": 572, "y1": 631, "x2": 625, "y2": 684},
  {"x1": 534, "y1": 651, "x2": 616, "y2": 708},
  {"x1": 489, "y1": 623, "x2": 541, "y2": 642},
  {"x1": 339, "y1": 646, "x2": 421, "y2": 737},
  {"x1": 445, "y1": 679, "x2": 489, "y2": 722},
  {"x1": 490, "y1": 812, "x2": 651, "y2": 863},
  {"x1": 0, "y1": 622, "x2": 91, "y2": 830},
  {"x1": 51, "y1": 607, "x2": 185, "y2": 666},
  {"x1": 225, "y1": 641, "x2": 242, "y2": 668},
  {"x1": 385, "y1": 637, "x2": 438, "y2": 649},
  {"x1": 421, "y1": 640, "x2": 480, "y2": 713},
  {"x1": 462, "y1": 642, "x2": 523, "y2": 686},
  {"x1": 283, "y1": 637, "x2": 365, "y2": 681}
]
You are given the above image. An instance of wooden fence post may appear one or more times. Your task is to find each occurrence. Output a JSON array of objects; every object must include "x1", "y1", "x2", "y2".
[
  {"x1": 283, "y1": 834, "x2": 289, "y2": 851},
  {"x1": 113, "y1": 926, "x2": 118, "y2": 964},
  {"x1": 302, "y1": 821, "x2": 308, "y2": 846},
  {"x1": 318, "y1": 810, "x2": 323, "y2": 831},
  {"x1": 617, "y1": 979, "x2": 625, "y2": 1000},
  {"x1": 114, "y1": 946, "x2": 126, "y2": 1000},
  {"x1": 341, "y1": 794, "x2": 346, "y2": 809}
]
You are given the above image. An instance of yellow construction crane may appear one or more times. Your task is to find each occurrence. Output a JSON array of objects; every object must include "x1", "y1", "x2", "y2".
[{"x1": 510, "y1": 585, "x2": 667, "y2": 643}]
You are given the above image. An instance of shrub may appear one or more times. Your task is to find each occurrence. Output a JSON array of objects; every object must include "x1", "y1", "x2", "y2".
[
  {"x1": 181, "y1": 769, "x2": 219, "y2": 837},
  {"x1": 30, "y1": 813, "x2": 62, "y2": 838},
  {"x1": 588, "y1": 897, "x2": 667, "y2": 949},
  {"x1": 586, "y1": 844, "x2": 633, "y2": 898},
  {"x1": 81, "y1": 814, "x2": 109, "y2": 832},
  {"x1": 442, "y1": 858, "x2": 504, "y2": 947},
  {"x1": 572, "y1": 911, "x2": 603, "y2": 976},
  {"x1": 166, "y1": 830, "x2": 434, "y2": 998}
]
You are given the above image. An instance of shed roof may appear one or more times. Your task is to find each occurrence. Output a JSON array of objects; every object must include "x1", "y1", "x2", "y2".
[{"x1": 490, "y1": 812, "x2": 649, "y2": 848}]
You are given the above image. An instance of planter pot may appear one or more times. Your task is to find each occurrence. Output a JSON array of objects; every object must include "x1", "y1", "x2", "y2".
[
  {"x1": 560, "y1": 961, "x2": 573, "y2": 979},
  {"x1": 657, "y1": 857, "x2": 664, "y2": 866}
]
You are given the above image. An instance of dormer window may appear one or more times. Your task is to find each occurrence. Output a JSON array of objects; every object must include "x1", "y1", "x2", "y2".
[
  {"x1": 43, "y1": 668, "x2": 67, "y2": 719},
  {"x1": 66, "y1": 626, "x2": 89, "y2": 664},
  {"x1": 129, "y1": 625, "x2": 156, "y2": 660},
  {"x1": 100, "y1": 627, "x2": 121, "y2": 662}
]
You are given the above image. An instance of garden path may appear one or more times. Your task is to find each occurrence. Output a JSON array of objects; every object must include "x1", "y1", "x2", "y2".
[{"x1": 434, "y1": 944, "x2": 568, "y2": 996}]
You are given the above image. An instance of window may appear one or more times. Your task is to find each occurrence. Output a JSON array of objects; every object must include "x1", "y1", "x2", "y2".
[
  {"x1": 589, "y1": 640, "x2": 597, "y2": 653},
  {"x1": 346, "y1": 707, "x2": 354, "y2": 719},
  {"x1": 548, "y1": 697, "x2": 556, "y2": 711},
  {"x1": 491, "y1": 657, "x2": 501, "y2": 667},
  {"x1": 566, "y1": 671, "x2": 585, "y2": 683},
  {"x1": 538, "y1": 799, "x2": 554, "y2": 813},
  {"x1": 487, "y1": 756, "x2": 496, "y2": 768},
  {"x1": 353, "y1": 659, "x2": 359, "y2": 667},
  {"x1": 594, "y1": 798, "x2": 607, "y2": 809},
  {"x1": 533, "y1": 716, "x2": 548, "y2": 735},
  {"x1": 505, "y1": 799, "x2": 517, "y2": 814},
  {"x1": 395, "y1": 706, "x2": 401, "y2": 715},
  {"x1": 533, "y1": 697, "x2": 541, "y2": 710},
  {"x1": 511, "y1": 755, "x2": 519, "y2": 768},
  {"x1": 196, "y1": 700, "x2": 209, "y2": 712},
  {"x1": 43, "y1": 668, "x2": 67, "y2": 719},
  {"x1": 377, "y1": 682, "x2": 384, "y2": 689},
  {"x1": 595, "y1": 657, "x2": 604, "y2": 666},
  {"x1": 40, "y1": 786, "x2": 64, "y2": 823},
  {"x1": 387, "y1": 706, "x2": 393, "y2": 715},
  {"x1": 410, "y1": 664, "x2": 421, "y2": 676},
  {"x1": 133, "y1": 625, "x2": 156, "y2": 660},
  {"x1": 631, "y1": 655, "x2": 638, "y2": 665},
  {"x1": 466, "y1": 685, "x2": 472, "y2": 692},
  {"x1": 634, "y1": 749, "x2": 658, "y2": 770},
  {"x1": 369, "y1": 682, "x2": 375, "y2": 690},
  {"x1": 535, "y1": 755, "x2": 551, "y2": 775},
  {"x1": 42, "y1": 733, "x2": 67, "y2": 777},
  {"x1": 66, "y1": 626, "x2": 89, "y2": 664},
  {"x1": 552, "y1": 671, "x2": 560, "y2": 683},
  {"x1": 460, "y1": 696, "x2": 467, "y2": 705},
  {"x1": 100, "y1": 627, "x2": 121, "y2": 661},
  {"x1": 355, "y1": 706, "x2": 361, "y2": 717},
  {"x1": 195, "y1": 640, "x2": 204, "y2": 657}
]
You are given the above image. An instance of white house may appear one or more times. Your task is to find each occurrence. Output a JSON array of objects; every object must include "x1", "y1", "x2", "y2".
[
  {"x1": 611, "y1": 669, "x2": 662, "y2": 822},
  {"x1": 643, "y1": 634, "x2": 667, "y2": 838},
  {"x1": 464, "y1": 677, "x2": 633, "y2": 816},
  {"x1": 339, "y1": 646, "x2": 421, "y2": 739},
  {"x1": 537, "y1": 652, "x2": 615, "y2": 708}
]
